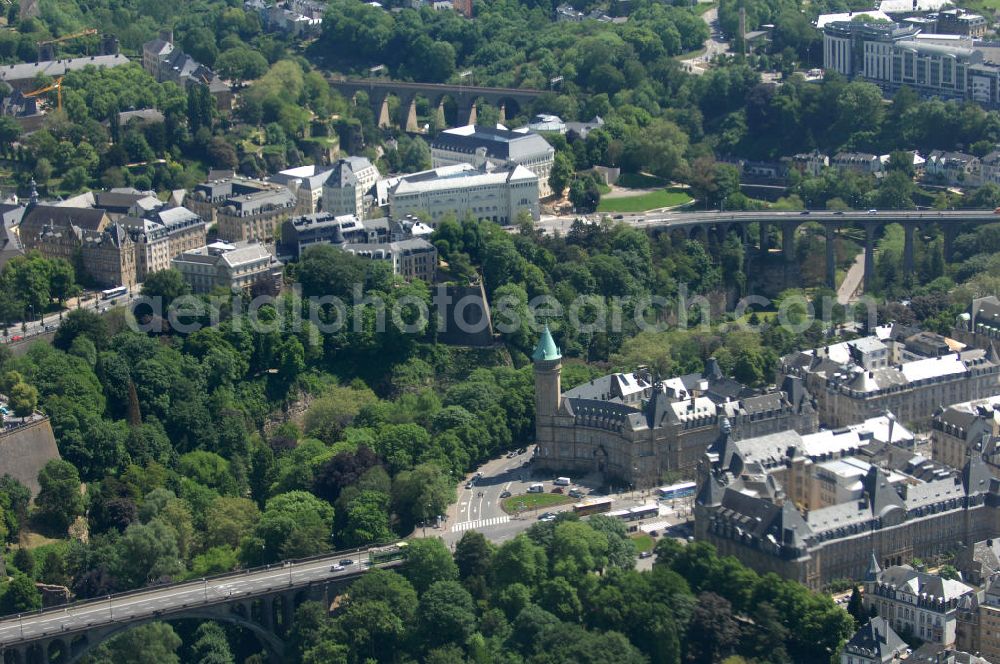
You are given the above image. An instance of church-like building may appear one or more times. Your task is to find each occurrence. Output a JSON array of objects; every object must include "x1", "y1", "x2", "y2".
[{"x1": 531, "y1": 327, "x2": 819, "y2": 487}]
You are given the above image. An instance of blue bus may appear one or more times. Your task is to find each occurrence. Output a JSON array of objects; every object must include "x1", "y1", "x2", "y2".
[{"x1": 658, "y1": 481, "x2": 696, "y2": 501}]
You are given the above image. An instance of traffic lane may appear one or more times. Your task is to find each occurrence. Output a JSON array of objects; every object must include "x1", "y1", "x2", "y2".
[
  {"x1": 460, "y1": 448, "x2": 534, "y2": 521},
  {"x1": 0, "y1": 555, "x2": 374, "y2": 644}
]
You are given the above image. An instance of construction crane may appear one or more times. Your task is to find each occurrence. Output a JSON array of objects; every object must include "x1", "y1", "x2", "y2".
[
  {"x1": 24, "y1": 77, "x2": 63, "y2": 112},
  {"x1": 36, "y1": 28, "x2": 96, "y2": 47}
]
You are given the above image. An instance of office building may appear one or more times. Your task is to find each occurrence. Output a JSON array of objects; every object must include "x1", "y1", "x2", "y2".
[
  {"x1": 532, "y1": 328, "x2": 818, "y2": 486},
  {"x1": 270, "y1": 165, "x2": 334, "y2": 215},
  {"x1": 388, "y1": 163, "x2": 539, "y2": 225},
  {"x1": 780, "y1": 330, "x2": 1000, "y2": 428},
  {"x1": 215, "y1": 188, "x2": 297, "y2": 244},
  {"x1": 431, "y1": 125, "x2": 555, "y2": 196},
  {"x1": 695, "y1": 416, "x2": 1000, "y2": 589},
  {"x1": 822, "y1": 19, "x2": 1000, "y2": 107},
  {"x1": 320, "y1": 157, "x2": 381, "y2": 218},
  {"x1": 0, "y1": 54, "x2": 130, "y2": 92},
  {"x1": 172, "y1": 241, "x2": 281, "y2": 294},
  {"x1": 341, "y1": 238, "x2": 437, "y2": 283}
]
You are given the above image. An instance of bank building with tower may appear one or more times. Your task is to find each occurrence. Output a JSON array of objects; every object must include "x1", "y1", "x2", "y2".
[{"x1": 531, "y1": 326, "x2": 818, "y2": 488}]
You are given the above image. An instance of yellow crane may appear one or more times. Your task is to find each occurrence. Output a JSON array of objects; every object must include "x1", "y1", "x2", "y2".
[
  {"x1": 24, "y1": 77, "x2": 63, "y2": 112},
  {"x1": 36, "y1": 28, "x2": 97, "y2": 47}
]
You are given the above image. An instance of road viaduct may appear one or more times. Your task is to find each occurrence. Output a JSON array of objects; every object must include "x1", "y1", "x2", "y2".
[
  {"x1": 0, "y1": 548, "x2": 400, "y2": 664},
  {"x1": 613, "y1": 209, "x2": 1000, "y2": 291}
]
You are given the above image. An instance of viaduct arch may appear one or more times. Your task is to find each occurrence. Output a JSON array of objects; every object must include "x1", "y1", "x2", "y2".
[{"x1": 328, "y1": 77, "x2": 545, "y2": 131}]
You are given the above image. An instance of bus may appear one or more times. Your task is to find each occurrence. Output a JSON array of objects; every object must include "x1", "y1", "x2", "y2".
[
  {"x1": 573, "y1": 498, "x2": 613, "y2": 517},
  {"x1": 658, "y1": 481, "x2": 696, "y2": 501},
  {"x1": 368, "y1": 542, "x2": 408, "y2": 565},
  {"x1": 628, "y1": 504, "x2": 660, "y2": 521},
  {"x1": 101, "y1": 286, "x2": 128, "y2": 300}
]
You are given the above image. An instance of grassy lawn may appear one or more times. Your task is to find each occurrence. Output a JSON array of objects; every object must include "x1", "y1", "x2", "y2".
[
  {"x1": 615, "y1": 172, "x2": 667, "y2": 189},
  {"x1": 596, "y1": 182, "x2": 612, "y2": 195},
  {"x1": 501, "y1": 493, "x2": 573, "y2": 514},
  {"x1": 598, "y1": 189, "x2": 693, "y2": 213},
  {"x1": 631, "y1": 533, "x2": 655, "y2": 553}
]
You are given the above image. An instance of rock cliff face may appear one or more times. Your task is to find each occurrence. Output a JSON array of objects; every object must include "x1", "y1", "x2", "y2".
[{"x1": 0, "y1": 417, "x2": 60, "y2": 496}]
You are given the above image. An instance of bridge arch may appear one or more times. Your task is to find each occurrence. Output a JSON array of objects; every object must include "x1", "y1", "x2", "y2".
[{"x1": 59, "y1": 609, "x2": 286, "y2": 664}]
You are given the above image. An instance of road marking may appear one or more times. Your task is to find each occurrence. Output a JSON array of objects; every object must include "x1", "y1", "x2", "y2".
[{"x1": 450, "y1": 516, "x2": 510, "y2": 532}]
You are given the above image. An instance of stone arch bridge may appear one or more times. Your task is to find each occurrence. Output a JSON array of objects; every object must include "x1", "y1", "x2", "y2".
[
  {"x1": 626, "y1": 209, "x2": 1000, "y2": 292},
  {"x1": 328, "y1": 77, "x2": 546, "y2": 132},
  {"x1": 0, "y1": 549, "x2": 402, "y2": 664}
]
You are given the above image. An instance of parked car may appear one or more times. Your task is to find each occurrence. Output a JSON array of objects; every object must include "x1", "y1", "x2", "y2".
[
  {"x1": 465, "y1": 482, "x2": 474, "y2": 489},
  {"x1": 538, "y1": 512, "x2": 556, "y2": 520},
  {"x1": 552, "y1": 487, "x2": 564, "y2": 494},
  {"x1": 10, "y1": 336, "x2": 21, "y2": 342},
  {"x1": 500, "y1": 490, "x2": 512, "y2": 498},
  {"x1": 568, "y1": 489, "x2": 584, "y2": 498},
  {"x1": 638, "y1": 551, "x2": 653, "y2": 559}
]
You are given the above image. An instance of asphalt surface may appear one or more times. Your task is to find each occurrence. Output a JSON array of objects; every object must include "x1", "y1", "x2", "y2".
[
  {"x1": 0, "y1": 552, "x2": 374, "y2": 646},
  {"x1": 680, "y1": 5, "x2": 730, "y2": 75},
  {"x1": 1, "y1": 286, "x2": 141, "y2": 345},
  {"x1": 534, "y1": 208, "x2": 999, "y2": 236}
]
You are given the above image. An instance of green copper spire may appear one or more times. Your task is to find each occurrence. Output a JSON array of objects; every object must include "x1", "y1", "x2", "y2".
[{"x1": 532, "y1": 325, "x2": 561, "y2": 362}]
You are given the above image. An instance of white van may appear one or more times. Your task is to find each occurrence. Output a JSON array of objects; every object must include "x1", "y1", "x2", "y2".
[
  {"x1": 554, "y1": 477, "x2": 571, "y2": 486},
  {"x1": 528, "y1": 483, "x2": 545, "y2": 493}
]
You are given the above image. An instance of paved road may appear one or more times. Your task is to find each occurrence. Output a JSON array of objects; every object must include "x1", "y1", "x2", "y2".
[
  {"x1": 680, "y1": 5, "x2": 729, "y2": 75},
  {"x1": 1, "y1": 285, "x2": 141, "y2": 346},
  {"x1": 534, "y1": 209, "x2": 999, "y2": 236},
  {"x1": 0, "y1": 551, "x2": 375, "y2": 646},
  {"x1": 838, "y1": 252, "x2": 866, "y2": 305}
]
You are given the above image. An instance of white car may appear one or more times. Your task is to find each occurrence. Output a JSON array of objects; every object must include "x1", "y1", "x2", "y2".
[{"x1": 331, "y1": 564, "x2": 345, "y2": 572}]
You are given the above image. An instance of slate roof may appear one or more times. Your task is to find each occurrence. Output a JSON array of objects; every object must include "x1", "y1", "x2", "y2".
[
  {"x1": 21, "y1": 205, "x2": 107, "y2": 234},
  {"x1": 432, "y1": 125, "x2": 554, "y2": 162},
  {"x1": 842, "y1": 618, "x2": 907, "y2": 664},
  {"x1": 0, "y1": 54, "x2": 129, "y2": 84}
]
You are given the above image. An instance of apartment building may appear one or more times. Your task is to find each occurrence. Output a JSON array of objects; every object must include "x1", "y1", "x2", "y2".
[
  {"x1": 141, "y1": 31, "x2": 231, "y2": 108},
  {"x1": 865, "y1": 563, "x2": 976, "y2": 646},
  {"x1": 925, "y1": 151, "x2": 981, "y2": 185}
]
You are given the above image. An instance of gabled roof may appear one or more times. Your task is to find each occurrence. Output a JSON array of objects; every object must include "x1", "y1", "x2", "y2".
[
  {"x1": 843, "y1": 618, "x2": 906, "y2": 664},
  {"x1": 21, "y1": 205, "x2": 108, "y2": 233}
]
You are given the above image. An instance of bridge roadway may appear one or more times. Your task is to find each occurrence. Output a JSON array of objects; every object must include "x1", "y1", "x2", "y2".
[
  {"x1": 0, "y1": 548, "x2": 387, "y2": 660},
  {"x1": 550, "y1": 208, "x2": 1000, "y2": 290}
]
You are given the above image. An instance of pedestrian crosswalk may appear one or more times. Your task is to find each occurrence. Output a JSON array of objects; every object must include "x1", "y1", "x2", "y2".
[{"x1": 451, "y1": 516, "x2": 510, "y2": 532}]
